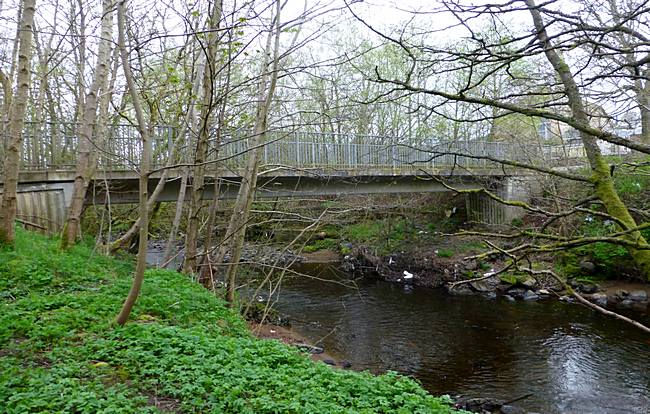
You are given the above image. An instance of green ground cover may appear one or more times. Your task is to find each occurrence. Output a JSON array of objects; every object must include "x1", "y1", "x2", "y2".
[{"x1": 0, "y1": 229, "x2": 464, "y2": 413}]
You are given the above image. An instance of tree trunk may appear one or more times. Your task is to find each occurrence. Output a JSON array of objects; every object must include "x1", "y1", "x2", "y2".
[
  {"x1": 61, "y1": 0, "x2": 114, "y2": 249},
  {"x1": 115, "y1": 0, "x2": 152, "y2": 325},
  {"x1": 182, "y1": 0, "x2": 223, "y2": 274},
  {"x1": 111, "y1": 55, "x2": 206, "y2": 255},
  {"x1": 527, "y1": 0, "x2": 650, "y2": 279},
  {"x1": 162, "y1": 166, "x2": 189, "y2": 267},
  {"x1": 0, "y1": 0, "x2": 36, "y2": 246},
  {"x1": 217, "y1": 0, "x2": 282, "y2": 304},
  {"x1": 639, "y1": 89, "x2": 650, "y2": 145}
]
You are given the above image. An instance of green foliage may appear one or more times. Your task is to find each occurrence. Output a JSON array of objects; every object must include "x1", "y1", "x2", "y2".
[
  {"x1": 510, "y1": 217, "x2": 524, "y2": 228},
  {"x1": 436, "y1": 249, "x2": 454, "y2": 258},
  {"x1": 557, "y1": 218, "x2": 638, "y2": 279},
  {"x1": 479, "y1": 262, "x2": 492, "y2": 271},
  {"x1": 0, "y1": 229, "x2": 464, "y2": 413},
  {"x1": 499, "y1": 274, "x2": 518, "y2": 285},
  {"x1": 343, "y1": 219, "x2": 416, "y2": 255},
  {"x1": 303, "y1": 238, "x2": 339, "y2": 253},
  {"x1": 613, "y1": 170, "x2": 650, "y2": 197}
]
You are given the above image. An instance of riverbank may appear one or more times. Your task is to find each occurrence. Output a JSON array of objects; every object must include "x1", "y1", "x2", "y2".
[
  {"x1": 0, "y1": 229, "x2": 465, "y2": 413},
  {"x1": 248, "y1": 321, "x2": 351, "y2": 368},
  {"x1": 338, "y1": 242, "x2": 649, "y2": 313}
]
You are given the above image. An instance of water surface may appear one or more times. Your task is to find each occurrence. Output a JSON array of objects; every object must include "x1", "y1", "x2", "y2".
[{"x1": 271, "y1": 263, "x2": 650, "y2": 414}]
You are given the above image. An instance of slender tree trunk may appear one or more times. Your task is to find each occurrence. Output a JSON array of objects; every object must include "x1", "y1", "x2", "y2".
[
  {"x1": 115, "y1": 0, "x2": 152, "y2": 325},
  {"x1": 199, "y1": 110, "x2": 227, "y2": 285},
  {"x1": 162, "y1": 166, "x2": 189, "y2": 266},
  {"x1": 111, "y1": 57, "x2": 206, "y2": 255},
  {"x1": 527, "y1": 0, "x2": 650, "y2": 279},
  {"x1": 161, "y1": 51, "x2": 206, "y2": 265},
  {"x1": 639, "y1": 88, "x2": 650, "y2": 145},
  {"x1": 61, "y1": 0, "x2": 114, "y2": 248},
  {"x1": 183, "y1": 0, "x2": 223, "y2": 274},
  {"x1": 217, "y1": 0, "x2": 282, "y2": 304},
  {"x1": 0, "y1": 0, "x2": 36, "y2": 245}
]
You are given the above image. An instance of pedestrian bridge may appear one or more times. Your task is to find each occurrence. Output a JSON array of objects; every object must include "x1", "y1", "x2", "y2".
[{"x1": 0, "y1": 124, "x2": 604, "y2": 230}]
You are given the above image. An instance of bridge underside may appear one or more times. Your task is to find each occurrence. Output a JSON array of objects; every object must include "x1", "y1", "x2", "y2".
[
  {"x1": 86, "y1": 173, "x2": 493, "y2": 205},
  {"x1": 7, "y1": 169, "x2": 522, "y2": 231}
]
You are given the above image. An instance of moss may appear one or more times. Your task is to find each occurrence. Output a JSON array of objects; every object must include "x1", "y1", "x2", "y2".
[
  {"x1": 303, "y1": 238, "x2": 338, "y2": 253},
  {"x1": 591, "y1": 155, "x2": 650, "y2": 280}
]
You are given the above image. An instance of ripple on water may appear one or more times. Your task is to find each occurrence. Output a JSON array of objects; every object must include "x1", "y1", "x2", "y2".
[{"x1": 272, "y1": 265, "x2": 650, "y2": 414}]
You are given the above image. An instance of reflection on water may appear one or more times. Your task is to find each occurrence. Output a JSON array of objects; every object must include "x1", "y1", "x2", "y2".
[{"x1": 271, "y1": 263, "x2": 650, "y2": 414}]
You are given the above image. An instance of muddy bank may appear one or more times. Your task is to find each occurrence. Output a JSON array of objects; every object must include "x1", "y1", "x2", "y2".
[
  {"x1": 248, "y1": 322, "x2": 352, "y2": 369},
  {"x1": 342, "y1": 246, "x2": 461, "y2": 288}
]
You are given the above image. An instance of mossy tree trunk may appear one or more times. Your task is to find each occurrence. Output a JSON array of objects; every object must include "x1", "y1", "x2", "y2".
[{"x1": 526, "y1": 0, "x2": 650, "y2": 279}]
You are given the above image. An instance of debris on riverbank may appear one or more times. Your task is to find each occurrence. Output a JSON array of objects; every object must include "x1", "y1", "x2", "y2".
[{"x1": 343, "y1": 244, "x2": 650, "y2": 313}]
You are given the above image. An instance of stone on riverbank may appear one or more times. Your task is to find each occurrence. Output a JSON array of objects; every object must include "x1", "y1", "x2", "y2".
[
  {"x1": 589, "y1": 293, "x2": 608, "y2": 307},
  {"x1": 628, "y1": 290, "x2": 648, "y2": 302}
]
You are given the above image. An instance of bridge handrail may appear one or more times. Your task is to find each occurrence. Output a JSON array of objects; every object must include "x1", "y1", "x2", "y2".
[{"x1": 2, "y1": 122, "x2": 632, "y2": 174}]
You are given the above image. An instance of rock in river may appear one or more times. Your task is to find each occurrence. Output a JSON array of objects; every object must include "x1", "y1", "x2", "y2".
[
  {"x1": 628, "y1": 290, "x2": 648, "y2": 302},
  {"x1": 470, "y1": 277, "x2": 498, "y2": 292},
  {"x1": 507, "y1": 287, "x2": 527, "y2": 299},
  {"x1": 578, "y1": 283, "x2": 598, "y2": 294},
  {"x1": 612, "y1": 289, "x2": 629, "y2": 302},
  {"x1": 522, "y1": 290, "x2": 539, "y2": 301},
  {"x1": 500, "y1": 404, "x2": 526, "y2": 414},
  {"x1": 589, "y1": 293, "x2": 608, "y2": 307}
]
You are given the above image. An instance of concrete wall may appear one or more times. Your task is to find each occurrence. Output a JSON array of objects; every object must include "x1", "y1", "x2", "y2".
[
  {"x1": 466, "y1": 176, "x2": 539, "y2": 225},
  {"x1": 16, "y1": 188, "x2": 67, "y2": 232},
  {"x1": 0, "y1": 182, "x2": 74, "y2": 233}
]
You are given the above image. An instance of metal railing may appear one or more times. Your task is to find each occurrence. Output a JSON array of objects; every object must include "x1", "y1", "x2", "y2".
[{"x1": 2, "y1": 123, "x2": 626, "y2": 175}]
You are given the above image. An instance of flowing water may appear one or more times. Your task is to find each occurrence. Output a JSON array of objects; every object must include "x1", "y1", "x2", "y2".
[{"x1": 270, "y1": 263, "x2": 650, "y2": 414}]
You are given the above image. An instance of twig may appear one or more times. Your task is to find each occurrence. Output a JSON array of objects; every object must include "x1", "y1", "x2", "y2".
[{"x1": 518, "y1": 267, "x2": 650, "y2": 334}]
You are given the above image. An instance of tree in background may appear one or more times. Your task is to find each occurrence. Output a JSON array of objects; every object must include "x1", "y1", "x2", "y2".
[{"x1": 344, "y1": 0, "x2": 650, "y2": 281}]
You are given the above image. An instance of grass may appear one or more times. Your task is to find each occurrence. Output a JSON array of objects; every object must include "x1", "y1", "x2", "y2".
[
  {"x1": 343, "y1": 219, "x2": 417, "y2": 255},
  {"x1": 303, "y1": 237, "x2": 339, "y2": 253},
  {"x1": 0, "y1": 228, "x2": 465, "y2": 413}
]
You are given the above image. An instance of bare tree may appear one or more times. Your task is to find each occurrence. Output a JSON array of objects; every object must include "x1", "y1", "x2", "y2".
[
  {"x1": 114, "y1": 0, "x2": 152, "y2": 325},
  {"x1": 343, "y1": 0, "x2": 650, "y2": 280},
  {"x1": 0, "y1": 0, "x2": 36, "y2": 245},
  {"x1": 61, "y1": 0, "x2": 114, "y2": 248},
  {"x1": 182, "y1": 0, "x2": 225, "y2": 274},
  {"x1": 214, "y1": 0, "x2": 282, "y2": 304}
]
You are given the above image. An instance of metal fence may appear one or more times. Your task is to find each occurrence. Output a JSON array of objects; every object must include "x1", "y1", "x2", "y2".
[{"x1": 0, "y1": 123, "x2": 609, "y2": 174}]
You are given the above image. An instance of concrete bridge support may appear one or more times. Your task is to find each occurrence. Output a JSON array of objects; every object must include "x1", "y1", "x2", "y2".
[
  {"x1": 466, "y1": 177, "x2": 538, "y2": 225},
  {"x1": 3, "y1": 182, "x2": 73, "y2": 233}
]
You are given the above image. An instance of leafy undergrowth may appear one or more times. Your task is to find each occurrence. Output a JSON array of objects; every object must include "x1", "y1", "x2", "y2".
[{"x1": 0, "y1": 229, "x2": 465, "y2": 413}]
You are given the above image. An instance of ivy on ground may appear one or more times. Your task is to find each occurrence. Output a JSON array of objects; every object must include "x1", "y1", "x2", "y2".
[{"x1": 0, "y1": 228, "x2": 465, "y2": 413}]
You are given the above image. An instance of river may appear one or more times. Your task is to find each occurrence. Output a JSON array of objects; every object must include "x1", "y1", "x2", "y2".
[{"x1": 269, "y1": 262, "x2": 650, "y2": 414}]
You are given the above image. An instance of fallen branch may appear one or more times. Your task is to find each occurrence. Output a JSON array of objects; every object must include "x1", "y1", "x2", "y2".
[{"x1": 519, "y1": 267, "x2": 650, "y2": 334}]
